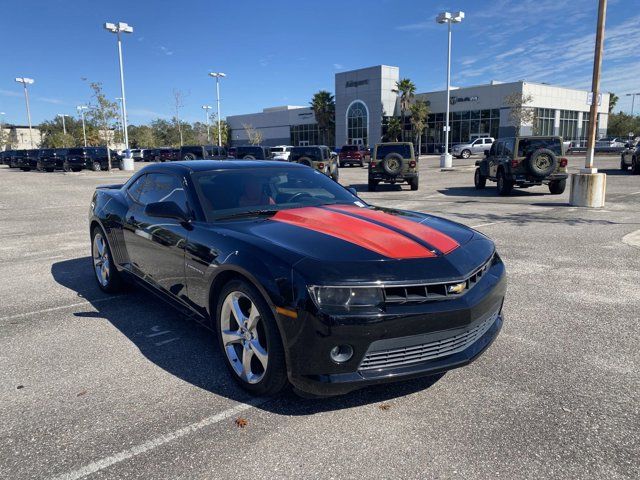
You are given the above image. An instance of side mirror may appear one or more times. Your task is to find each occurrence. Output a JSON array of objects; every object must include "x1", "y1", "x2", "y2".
[
  {"x1": 145, "y1": 201, "x2": 188, "y2": 222},
  {"x1": 484, "y1": 150, "x2": 490, "y2": 156},
  {"x1": 348, "y1": 187, "x2": 358, "y2": 197}
]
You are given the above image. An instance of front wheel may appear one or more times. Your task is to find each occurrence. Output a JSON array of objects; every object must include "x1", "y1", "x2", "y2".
[
  {"x1": 216, "y1": 280, "x2": 287, "y2": 396},
  {"x1": 548, "y1": 179, "x2": 567, "y2": 195},
  {"x1": 496, "y1": 170, "x2": 513, "y2": 195},
  {"x1": 91, "y1": 226, "x2": 125, "y2": 293},
  {"x1": 408, "y1": 177, "x2": 419, "y2": 191},
  {"x1": 474, "y1": 168, "x2": 487, "y2": 189},
  {"x1": 92, "y1": 161, "x2": 102, "y2": 172},
  {"x1": 461, "y1": 149, "x2": 471, "y2": 159}
]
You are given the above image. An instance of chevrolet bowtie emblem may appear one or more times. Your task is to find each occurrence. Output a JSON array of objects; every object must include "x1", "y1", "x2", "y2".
[{"x1": 448, "y1": 282, "x2": 466, "y2": 294}]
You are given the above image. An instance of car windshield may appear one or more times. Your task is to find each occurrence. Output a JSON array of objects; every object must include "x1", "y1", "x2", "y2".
[
  {"x1": 376, "y1": 144, "x2": 411, "y2": 159},
  {"x1": 517, "y1": 138, "x2": 562, "y2": 157},
  {"x1": 193, "y1": 167, "x2": 362, "y2": 221}
]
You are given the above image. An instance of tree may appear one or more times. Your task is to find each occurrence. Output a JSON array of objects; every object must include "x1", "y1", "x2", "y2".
[
  {"x1": 395, "y1": 78, "x2": 416, "y2": 141},
  {"x1": 310, "y1": 90, "x2": 335, "y2": 146},
  {"x1": 410, "y1": 100, "x2": 430, "y2": 154},
  {"x1": 607, "y1": 112, "x2": 640, "y2": 138},
  {"x1": 86, "y1": 81, "x2": 119, "y2": 169},
  {"x1": 39, "y1": 116, "x2": 84, "y2": 148},
  {"x1": 128, "y1": 125, "x2": 156, "y2": 148},
  {"x1": 384, "y1": 117, "x2": 402, "y2": 142},
  {"x1": 172, "y1": 89, "x2": 188, "y2": 146},
  {"x1": 243, "y1": 123, "x2": 263, "y2": 145},
  {"x1": 504, "y1": 93, "x2": 535, "y2": 135},
  {"x1": 609, "y1": 92, "x2": 618, "y2": 113},
  {"x1": 212, "y1": 120, "x2": 229, "y2": 146}
]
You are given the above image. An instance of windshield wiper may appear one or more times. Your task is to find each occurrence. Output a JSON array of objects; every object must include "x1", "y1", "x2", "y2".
[{"x1": 215, "y1": 209, "x2": 279, "y2": 221}]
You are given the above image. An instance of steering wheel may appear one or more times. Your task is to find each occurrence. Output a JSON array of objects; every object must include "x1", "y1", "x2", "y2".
[{"x1": 288, "y1": 192, "x2": 313, "y2": 203}]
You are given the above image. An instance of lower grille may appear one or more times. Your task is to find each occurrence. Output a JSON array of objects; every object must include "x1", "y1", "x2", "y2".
[{"x1": 358, "y1": 309, "x2": 499, "y2": 371}]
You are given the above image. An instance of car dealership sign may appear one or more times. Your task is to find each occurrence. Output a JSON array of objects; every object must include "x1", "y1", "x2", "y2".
[
  {"x1": 450, "y1": 95, "x2": 479, "y2": 105},
  {"x1": 346, "y1": 79, "x2": 369, "y2": 88}
]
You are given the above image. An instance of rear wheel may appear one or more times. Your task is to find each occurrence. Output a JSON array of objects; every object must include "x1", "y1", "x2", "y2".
[
  {"x1": 216, "y1": 280, "x2": 287, "y2": 396},
  {"x1": 91, "y1": 226, "x2": 124, "y2": 293},
  {"x1": 548, "y1": 179, "x2": 567, "y2": 194},
  {"x1": 409, "y1": 176, "x2": 419, "y2": 191},
  {"x1": 496, "y1": 169, "x2": 513, "y2": 195},
  {"x1": 92, "y1": 161, "x2": 102, "y2": 172},
  {"x1": 183, "y1": 153, "x2": 196, "y2": 160},
  {"x1": 461, "y1": 149, "x2": 471, "y2": 159},
  {"x1": 474, "y1": 168, "x2": 487, "y2": 189},
  {"x1": 63, "y1": 160, "x2": 73, "y2": 172}
]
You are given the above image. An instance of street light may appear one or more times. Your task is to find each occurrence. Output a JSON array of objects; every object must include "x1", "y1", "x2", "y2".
[
  {"x1": 209, "y1": 72, "x2": 226, "y2": 146},
  {"x1": 104, "y1": 21, "x2": 133, "y2": 170},
  {"x1": 15, "y1": 77, "x2": 35, "y2": 148},
  {"x1": 436, "y1": 11, "x2": 464, "y2": 169},
  {"x1": 77, "y1": 106, "x2": 88, "y2": 147},
  {"x1": 57, "y1": 114, "x2": 70, "y2": 135},
  {"x1": 202, "y1": 105, "x2": 212, "y2": 143},
  {"x1": 115, "y1": 97, "x2": 125, "y2": 141},
  {"x1": 625, "y1": 93, "x2": 640, "y2": 116}
]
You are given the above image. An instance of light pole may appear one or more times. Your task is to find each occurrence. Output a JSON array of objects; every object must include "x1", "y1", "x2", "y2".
[
  {"x1": 115, "y1": 97, "x2": 125, "y2": 142},
  {"x1": 209, "y1": 72, "x2": 226, "y2": 146},
  {"x1": 202, "y1": 105, "x2": 212, "y2": 143},
  {"x1": 104, "y1": 21, "x2": 133, "y2": 170},
  {"x1": 15, "y1": 77, "x2": 35, "y2": 148},
  {"x1": 77, "y1": 106, "x2": 88, "y2": 147},
  {"x1": 57, "y1": 114, "x2": 69, "y2": 135},
  {"x1": 626, "y1": 93, "x2": 640, "y2": 116},
  {"x1": 436, "y1": 11, "x2": 464, "y2": 169}
]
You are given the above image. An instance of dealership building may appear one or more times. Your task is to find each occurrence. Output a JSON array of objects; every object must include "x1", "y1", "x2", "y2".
[{"x1": 227, "y1": 65, "x2": 610, "y2": 153}]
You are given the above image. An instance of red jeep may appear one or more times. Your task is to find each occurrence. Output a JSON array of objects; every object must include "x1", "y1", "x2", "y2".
[{"x1": 338, "y1": 145, "x2": 370, "y2": 167}]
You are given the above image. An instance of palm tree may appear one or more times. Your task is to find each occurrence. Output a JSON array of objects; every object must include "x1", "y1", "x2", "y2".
[
  {"x1": 310, "y1": 91, "x2": 335, "y2": 146},
  {"x1": 609, "y1": 92, "x2": 618, "y2": 113},
  {"x1": 410, "y1": 100, "x2": 429, "y2": 155},
  {"x1": 395, "y1": 78, "x2": 416, "y2": 141},
  {"x1": 385, "y1": 117, "x2": 402, "y2": 142}
]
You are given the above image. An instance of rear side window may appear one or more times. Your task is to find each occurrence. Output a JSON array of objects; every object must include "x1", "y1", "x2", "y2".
[
  {"x1": 127, "y1": 175, "x2": 147, "y2": 202},
  {"x1": 137, "y1": 173, "x2": 188, "y2": 211},
  {"x1": 503, "y1": 138, "x2": 515, "y2": 157},
  {"x1": 484, "y1": 138, "x2": 493, "y2": 144},
  {"x1": 496, "y1": 142, "x2": 504, "y2": 156},
  {"x1": 517, "y1": 138, "x2": 562, "y2": 157},
  {"x1": 375, "y1": 144, "x2": 411, "y2": 159}
]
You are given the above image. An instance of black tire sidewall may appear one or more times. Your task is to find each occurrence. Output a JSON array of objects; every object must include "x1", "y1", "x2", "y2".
[
  {"x1": 215, "y1": 279, "x2": 287, "y2": 396},
  {"x1": 474, "y1": 168, "x2": 486, "y2": 189},
  {"x1": 497, "y1": 170, "x2": 512, "y2": 195},
  {"x1": 462, "y1": 149, "x2": 471, "y2": 159}
]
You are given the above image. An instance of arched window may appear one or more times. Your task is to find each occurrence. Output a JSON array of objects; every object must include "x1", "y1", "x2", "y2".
[{"x1": 346, "y1": 100, "x2": 368, "y2": 146}]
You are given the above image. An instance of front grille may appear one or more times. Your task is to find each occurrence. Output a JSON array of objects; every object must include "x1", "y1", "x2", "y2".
[
  {"x1": 358, "y1": 309, "x2": 499, "y2": 371},
  {"x1": 383, "y1": 255, "x2": 493, "y2": 305}
]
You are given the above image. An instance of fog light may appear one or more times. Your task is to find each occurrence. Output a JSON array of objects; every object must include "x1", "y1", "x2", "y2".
[{"x1": 330, "y1": 344, "x2": 353, "y2": 363}]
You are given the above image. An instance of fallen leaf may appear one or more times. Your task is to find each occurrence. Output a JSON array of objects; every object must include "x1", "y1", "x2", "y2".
[
  {"x1": 77, "y1": 390, "x2": 88, "y2": 397},
  {"x1": 16, "y1": 385, "x2": 24, "y2": 390},
  {"x1": 235, "y1": 417, "x2": 248, "y2": 428},
  {"x1": 378, "y1": 403, "x2": 391, "y2": 411}
]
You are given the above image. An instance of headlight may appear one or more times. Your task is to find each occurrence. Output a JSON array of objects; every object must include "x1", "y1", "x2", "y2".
[{"x1": 309, "y1": 286, "x2": 384, "y2": 312}]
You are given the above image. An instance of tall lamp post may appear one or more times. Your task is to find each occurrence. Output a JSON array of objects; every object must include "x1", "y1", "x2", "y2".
[
  {"x1": 202, "y1": 105, "x2": 212, "y2": 143},
  {"x1": 77, "y1": 106, "x2": 88, "y2": 147},
  {"x1": 57, "y1": 114, "x2": 69, "y2": 135},
  {"x1": 15, "y1": 77, "x2": 35, "y2": 148},
  {"x1": 436, "y1": 11, "x2": 464, "y2": 169},
  {"x1": 115, "y1": 97, "x2": 125, "y2": 142},
  {"x1": 626, "y1": 92, "x2": 640, "y2": 116},
  {"x1": 104, "y1": 21, "x2": 133, "y2": 170},
  {"x1": 208, "y1": 72, "x2": 226, "y2": 146}
]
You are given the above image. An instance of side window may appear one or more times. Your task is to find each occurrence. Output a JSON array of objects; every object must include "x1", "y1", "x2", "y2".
[
  {"x1": 489, "y1": 142, "x2": 498, "y2": 156},
  {"x1": 503, "y1": 138, "x2": 515, "y2": 157},
  {"x1": 128, "y1": 175, "x2": 147, "y2": 202},
  {"x1": 496, "y1": 142, "x2": 504, "y2": 156},
  {"x1": 484, "y1": 138, "x2": 493, "y2": 144},
  {"x1": 138, "y1": 173, "x2": 188, "y2": 213}
]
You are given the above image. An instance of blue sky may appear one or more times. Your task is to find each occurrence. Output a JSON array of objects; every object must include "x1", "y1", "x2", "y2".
[{"x1": 1, "y1": 0, "x2": 638, "y2": 126}]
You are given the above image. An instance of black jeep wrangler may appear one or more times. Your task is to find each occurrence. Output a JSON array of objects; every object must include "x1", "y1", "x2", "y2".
[
  {"x1": 230, "y1": 146, "x2": 271, "y2": 160},
  {"x1": 368, "y1": 142, "x2": 419, "y2": 191},
  {"x1": 475, "y1": 136, "x2": 568, "y2": 195},
  {"x1": 180, "y1": 145, "x2": 227, "y2": 160},
  {"x1": 289, "y1": 145, "x2": 339, "y2": 181}
]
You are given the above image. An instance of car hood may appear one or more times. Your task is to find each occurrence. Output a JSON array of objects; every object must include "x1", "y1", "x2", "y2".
[{"x1": 214, "y1": 204, "x2": 489, "y2": 281}]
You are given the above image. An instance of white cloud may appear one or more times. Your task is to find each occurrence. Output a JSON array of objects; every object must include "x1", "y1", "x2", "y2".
[
  {"x1": 333, "y1": 63, "x2": 344, "y2": 70},
  {"x1": 159, "y1": 45, "x2": 173, "y2": 56},
  {"x1": 0, "y1": 89, "x2": 21, "y2": 98}
]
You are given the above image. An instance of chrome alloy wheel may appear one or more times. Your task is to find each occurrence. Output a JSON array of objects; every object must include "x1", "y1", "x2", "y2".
[
  {"x1": 92, "y1": 232, "x2": 110, "y2": 287},
  {"x1": 220, "y1": 291, "x2": 268, "y2": 384}
]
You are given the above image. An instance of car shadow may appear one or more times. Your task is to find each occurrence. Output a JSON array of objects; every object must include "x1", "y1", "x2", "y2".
[
  {"x1": 598, "y1": 168, "x2": 633, "y2": 176},
  {"x1": 438, "y1": 186, "x2": 549, "y2": 198},
  {"x1": 349, "y1": 183, "x2": 405, "y2": 193},
  {"x1": 51, "y1": 257, "x2": 444, "y2": 415}
]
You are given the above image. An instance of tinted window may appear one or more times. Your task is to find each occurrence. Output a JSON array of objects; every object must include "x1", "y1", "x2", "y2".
[
  {"x1": 271, "y1": 147, "x2": 284, "y2": 153},
  {"x1": 517, "y1": 138, "x2": 562, "y2": 157},
  {"x1": 342, "y1": 146, "x2": 358, "y2": 152},
  {"x1": 503, "y1": 138, "x2": 515, "y2": 157},
  {"x1": 127, "y1": 175, "x2": 147, "y2": 202},
  {"x1": 375, "y1": 144, "x2": 412, "y2": 159},
  {"x1": 138, "y1": 173, "x2": 188, "y2": 212},
  {"x1": 484, "y1": 138, "x2": 493, "y2": 144},
  {"x1": 193, "y1": 167, "x2": 359, "y2": 219},
  {"x1": 495, "y1": 142, "x2": 504, "y2": 156}
]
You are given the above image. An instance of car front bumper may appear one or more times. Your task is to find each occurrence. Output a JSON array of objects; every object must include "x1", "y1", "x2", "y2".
[{"x1": 281, "y1": 259, "x2": 506, "y2": 396}]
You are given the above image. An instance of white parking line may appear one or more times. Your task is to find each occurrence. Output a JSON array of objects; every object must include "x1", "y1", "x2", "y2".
[
  {"x1": 471, "y1": 221, "x2": 506, "y2": 228},
  {"x1": 50, "y1": 397, "x2": 268, "y2": 480},
  {"x1": 0, "y1": 297, "x2": 118, "y2": 322}
]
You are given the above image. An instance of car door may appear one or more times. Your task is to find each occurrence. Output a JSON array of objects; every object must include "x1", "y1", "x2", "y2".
[
  {"x1": 488, "y1": 141, "x2": 503, "y2": 178},
  {"x1": 123, "y1": 172, "x2": 190, "y2": 298},
  {"x1": 469, "y1": 139, "x2": 482, "y2": 155}
]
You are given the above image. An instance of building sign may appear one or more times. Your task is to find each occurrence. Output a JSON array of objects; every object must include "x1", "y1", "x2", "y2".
[
  {"x1": 450, "y1": 95, "x2": 479, "y2": 105},
  {"x1": 346, "y1": 79, "x2": 369, "y2": 88},
  {"x1": 297, "y1": 112, "x2": 313, "y2": 118}
]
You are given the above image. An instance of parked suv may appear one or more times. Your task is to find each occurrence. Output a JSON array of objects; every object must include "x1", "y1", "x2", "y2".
[
  {"x1": 475, "y1": 136, "x2": 568, "y2": 195},
  {"x1": 180, "y1": 145, "x2": 227, "y2": 160},
  {"x1": 231, "y1": 146, "x2": 271, "y2": 160},
  {"x1": 158, "y1": 148, "x2": 180, "y2": 162},
  {"x1": 37, "y1": 148, "x2": 67, "y2": 172},
  {"x1": 339, "y1": 145, "x2": 370, "y2": 167},
  {"x1": 64, "y1": 147, "x2": 118, "y2": 172},
  {"x1": 1, "y1": 150, "x2": 16, "y2": 166},
  {"x1": 16, "y1": 149, "x2": 40, "y2": 171},
  {"x1": 620, "y1": 142, "x2": 640, "y2": 174},
  {"x1": 368, "y1": 142, "x2": 418, "y2": 191},
  {"x1": 452, "y1": 137, "x2": 494, "y2": 159},
  {"x1": 270, "y1": 145, "x2": 292, "y2": 161},
  {"x1": 289, "y1": 145, "x2": 339, "y2": 181}
]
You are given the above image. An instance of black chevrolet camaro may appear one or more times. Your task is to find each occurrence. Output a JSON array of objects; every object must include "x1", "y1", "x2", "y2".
[{"x1": 89, "y1": 161, "x2": 506, "y2": 396}]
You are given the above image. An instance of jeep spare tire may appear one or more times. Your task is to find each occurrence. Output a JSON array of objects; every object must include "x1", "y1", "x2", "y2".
[
  {"x1": 383, "y1": 153, "x2": 403, "y2": 175},
  {"x1": 298, "y1": 156, "x2": 312, "y2": 167},
  {"x1": 527, "y1": 148, "x2": 558, "y2": 178}
]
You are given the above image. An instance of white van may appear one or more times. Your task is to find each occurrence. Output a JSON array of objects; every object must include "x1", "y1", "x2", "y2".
[{"x1": 271, "y1": 145, "x2": 293, "y2": 161}]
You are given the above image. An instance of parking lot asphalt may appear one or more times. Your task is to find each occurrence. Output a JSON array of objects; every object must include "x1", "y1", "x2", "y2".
[{"x1": 0, "y1": 156, "x2": 638, "y2": 479}]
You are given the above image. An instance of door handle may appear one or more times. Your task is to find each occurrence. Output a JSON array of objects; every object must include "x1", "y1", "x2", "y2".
[{"x1": 128, "y1": 215, "x2": 135, "y2": 223}]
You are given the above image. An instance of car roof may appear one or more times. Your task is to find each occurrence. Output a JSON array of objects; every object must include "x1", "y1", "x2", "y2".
[{"x1": 141, "y1": 160, "x2": 307, "y2": 174}]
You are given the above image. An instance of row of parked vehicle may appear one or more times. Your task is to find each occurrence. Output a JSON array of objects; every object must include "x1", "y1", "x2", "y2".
[{"x1": 0, "y1": 147, "x2": 119, "y2": 172}]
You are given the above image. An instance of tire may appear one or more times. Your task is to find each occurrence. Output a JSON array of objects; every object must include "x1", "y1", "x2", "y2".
[
  {"x1": 461, "y1": 149, "x2": 471, "y2": 159},
  {"x1": 496, "y1": 169, "x2": 513, "y2": 195},
  {"x1": 382, "y1": 153, "x2": 403, "y2": 175},
  {"x1": 216, "y1": 279, "x2": 287, "y2": 396},
  {"x1": 298, "y1": 156, "x2": 312, "y2": 167},
  {"x1": 548, "y1": 179, "x2": 566, "y2": 194},
  {"x1": 621, "y1": 156, "x2": 628, "y2": 171},
  {"x1": 183, "y1": 153, "x2": 196, "y2": 160},
  {"x1": 474, "y1": 168, "x2": 487, "y2": 189},
  {"x1": 526, "y1": 148, "x2": 558, "y2": 178},
  {"x1": 242, "y1": 155, "x2": 256, "y2": 160},
  {"x1": 331, "y1": 166, "x2": 339, "y2": 182},
  {"x1": 92, "y1": 161, "x2": 102, "y2": 172},
  {"x1": 359, "y1": 160, "x2": 364, "y2": 167},
  {"x1": 63, "y1": 160, "x2": 73, "y2": 172},
  {"x1": 409, "y1": 176, "x2": 419, "y2": 191},
  {"x1": 91, "y1": 225, "x2": 124, "y2": 293},
  {"x1": 368, "y1": 179, "x2": 378, "y2": 191}
]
